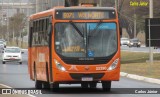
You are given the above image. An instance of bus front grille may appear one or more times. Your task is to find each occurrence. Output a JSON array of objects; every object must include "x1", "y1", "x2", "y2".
[
  {"x1": 69, "y1": 73, "x2": 105, "y2": 80},
  {"x1": 62, "y1": 58, "x2": 110, "y2": 65}
]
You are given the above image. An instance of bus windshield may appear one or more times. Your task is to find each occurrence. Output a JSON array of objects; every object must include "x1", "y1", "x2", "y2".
[{"x1": 55, "y1": 22, "x2": 117, "y2": 58}]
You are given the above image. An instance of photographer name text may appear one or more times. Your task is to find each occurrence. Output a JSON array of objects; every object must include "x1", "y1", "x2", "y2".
[
  {"x1": 135, "y1": 90, "x2": 158, "y2": 94},
  {"x1": 130, "y1": 1, "x2": 148, "y2": 7}
]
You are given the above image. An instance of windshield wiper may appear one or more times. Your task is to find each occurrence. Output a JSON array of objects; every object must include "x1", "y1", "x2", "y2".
[
  {"x1": 89, "y1": 20, "x2": 103, "y2": 35},
  {"x1": 69, "y1": 21, "x2": 84, "y2": 37},
  {"x1": 88, "y1": 20, "x2": 102, "y2": 47},
  {"x1": 87, "y1": 21, "x2": 103, "y2": 57}
]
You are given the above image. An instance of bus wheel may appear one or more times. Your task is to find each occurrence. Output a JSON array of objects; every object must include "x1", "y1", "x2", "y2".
[
  {"x1": 34, "y1": 63, "x2": 42, "y2": 89},
  {"x1": 102, "y1": 81, "x2": 111, "y2": 92},
  {"x1": 53, "y1": 83, "x2": 59, "y2": 88},
  {"x1": 43, "y1": 82, "x2": 50, "y2": 89},
  {"x1": 81, "y1": 83, "x2": 89, "y2": 88},
  {"x1": 51, "y1": 83, "x2": 59, "y2": 92},
  {"x1": 89, "y1": 82, "x2": 97, "y2": 88},
  {"x1": 35, "y1": 80, "x2": 43, "y2": 89}
]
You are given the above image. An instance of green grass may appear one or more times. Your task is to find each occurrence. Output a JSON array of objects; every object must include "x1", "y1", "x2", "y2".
[{"x1": 121, "y1": 51, "x2": 160, "y2": 79}]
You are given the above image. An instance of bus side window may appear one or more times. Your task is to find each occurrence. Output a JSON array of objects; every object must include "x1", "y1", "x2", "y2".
[
  {"x1": 29, "y1": 27, "x2": 33, "y2": 47},
  {"x1": 47, "y1": 19, "x2": 52, "y2": 36},
  {"x1": 32, "y1": 21, "x2": 36, "y2": 46},
  {"x1": 46, "y1": 19, "x2": 49, "y2": 31},
  {"x1": 43, "y1": 19, "x2": 46, "y2": 33},
  {"x1": 47, "y1": 18, "x2": 52, "y2": 46},
  {"x1": 29, "y1": 21, "x2": 33, "y2": 47},
  {"x1": 36, "y1": 21, "x2": 38, "y2": 33},
  {"x1": 119, "y1": 27, "x2": 122, "y2": 38}
]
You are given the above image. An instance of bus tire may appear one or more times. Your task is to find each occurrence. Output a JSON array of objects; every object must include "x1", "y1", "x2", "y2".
[
  {"x1": 81, "y1": 83, "x2": 89, "y2": 88},
  {"x1": 102, "y1": 81, "x2": 111, "y2": 92},
  {"x1": 89, "y1": 82, "x2": 97, "y2": 88},
  {"x1": 53, "y1": 83, "x2": 59, "y2": 88},
  {"x1": 35, "y1": 80, "x2": 43, "y2": 89},
  {"x1": 43, "y1": 82, "x2": 50, "y2": 89},
  {"x1": 51, "y1": 83, "x2": 59, "y2": 91}
]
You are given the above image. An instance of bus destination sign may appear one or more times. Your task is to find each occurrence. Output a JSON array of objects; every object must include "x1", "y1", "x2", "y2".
[{"x1": 55, "y1": 10, "x2": 116, "y2": 20}]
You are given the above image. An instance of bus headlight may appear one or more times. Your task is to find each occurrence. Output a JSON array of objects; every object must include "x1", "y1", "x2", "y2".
[
  {"x1": 107, "y1": 58, "x2": 119, "y2": 71},
  {"x1": 54, "y1": 59, "x2": 66, "y2": 71}
]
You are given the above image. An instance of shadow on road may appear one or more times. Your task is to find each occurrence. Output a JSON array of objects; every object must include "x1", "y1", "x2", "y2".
[{"x1": 40, "y1": 88, "x2": 130, "y2": 94}]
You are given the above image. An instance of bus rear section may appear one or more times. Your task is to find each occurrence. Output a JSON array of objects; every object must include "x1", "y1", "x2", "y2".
[{"x1": 28, "y1": 7, "x2": 121, "y2": 91}]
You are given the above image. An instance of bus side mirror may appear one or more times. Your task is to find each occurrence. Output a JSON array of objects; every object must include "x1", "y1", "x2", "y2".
[{"x1": 120, "y1": 27, "x2": 122, "y2": 38}]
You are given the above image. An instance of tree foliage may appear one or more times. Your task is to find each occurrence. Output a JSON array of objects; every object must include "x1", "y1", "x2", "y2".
[
  {"x1": 9, "y1": 13, "x2": 27, "y2": 45},
  {"x1": 96, "y1": 0, "x2": 160, "y2": 38},
  {"x1": 120, "y1": 0, "x2": 160, "y2": 38}
]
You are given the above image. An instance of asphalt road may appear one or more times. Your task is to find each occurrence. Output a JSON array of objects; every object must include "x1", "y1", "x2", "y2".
[{"x1": 0, "y1": 50, "x2": 160, "y2": 97}]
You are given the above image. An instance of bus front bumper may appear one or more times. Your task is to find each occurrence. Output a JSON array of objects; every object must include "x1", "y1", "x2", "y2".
[{"x1": 52, "y1": 68, "x2": 120, "y2": 83}]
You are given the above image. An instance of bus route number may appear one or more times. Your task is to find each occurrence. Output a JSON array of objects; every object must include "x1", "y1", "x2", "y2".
[
  {"x1": 96, "y1": 67, "x2": 107, "y2": 71},
  {"x1": 63, "y1": 12, "x2": 74, "y2": 19}
]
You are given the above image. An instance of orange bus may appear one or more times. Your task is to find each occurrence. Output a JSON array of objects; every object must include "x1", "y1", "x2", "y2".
[{"x1": 28, "y1": 6, "x2": 121, "y2": 91}]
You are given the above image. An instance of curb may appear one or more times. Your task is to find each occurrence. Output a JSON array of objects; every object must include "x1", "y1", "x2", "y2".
[{"x1": 120, "y1": 72, "x2": 160, "y2": 84}]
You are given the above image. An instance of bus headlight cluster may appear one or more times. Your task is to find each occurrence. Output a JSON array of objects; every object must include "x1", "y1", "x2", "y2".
[
  {"x1": 54, "y1": 59, "x2": 66, "y2": 71},
  {"x1": 107, "y1": 58, "x2": 119, "y2": 71}
]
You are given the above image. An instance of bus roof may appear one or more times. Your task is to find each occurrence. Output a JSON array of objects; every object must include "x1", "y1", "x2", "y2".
[
  {"x1": 29, "y1": 6, "x2": 116, "y2": 20},
  {"x1": 55, "y1": 6, "x2": 115, "y2": 10}
]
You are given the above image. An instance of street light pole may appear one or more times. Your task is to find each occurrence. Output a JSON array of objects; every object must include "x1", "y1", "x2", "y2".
[
  {"x1": 149, "y1": 0, "x2": 153, "y2": 18},
  {"x1": 7, "y1": 0, "x2": 9, "y2": 43},
  {"x1": 115, "y1": 0, "x2": 117, "y2": 10},
  {"x1": 134, "y1": 7, "x2": 137, "y2": 38},
  {"x1": 99, "y1": 0, "x2": 102, "y2": 7},
  {"x1": 134, "y1": 14, "x2": 137, "y2": 38},
  {"x1": 36, "y1": 0, "x2": 39, "y2": 13},
  {"x1": 1, "y1": 0, "x2": 4, "y2": 39},
  {"x1": 27, "y1": 0, "x2": 30, "y2": 46},
  {"x1": 12, "y1": 1, "x2": 14, "y2": 43},
  {"x1": 149, "y1": 0, "x2": 153, "y2": 65}
]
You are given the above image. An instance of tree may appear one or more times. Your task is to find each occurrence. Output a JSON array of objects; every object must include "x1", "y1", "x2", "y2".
[
  {"x1": 118, "y1": 0, "x2": 149, "y2": 38},
  {"x1": 0, "y1": 25, "x2": 7, "y2": 39},
  {"x1": 9, "y1": 13, "x2": 27, "y2": 46}
]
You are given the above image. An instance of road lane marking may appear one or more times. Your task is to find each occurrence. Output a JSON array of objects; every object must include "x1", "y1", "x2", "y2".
[
  {"x1": 0, "y1": 84, "x2": 37, "y2": 97},
  {"x1": 0, "y1": 84, "x2": 12, "y2": 88}
]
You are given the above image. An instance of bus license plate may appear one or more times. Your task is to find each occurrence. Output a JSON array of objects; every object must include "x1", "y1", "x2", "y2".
[{"x1": 81, "y1": 77, "x2": 93, "y2": 81}]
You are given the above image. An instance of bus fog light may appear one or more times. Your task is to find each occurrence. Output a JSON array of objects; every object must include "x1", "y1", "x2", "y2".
[
  {"x1": 54, "y1": 59, "x2": 66, "y2": 71},
  {"x1": 107, "y1": 58, "x2": 119, "y2": 71}
]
